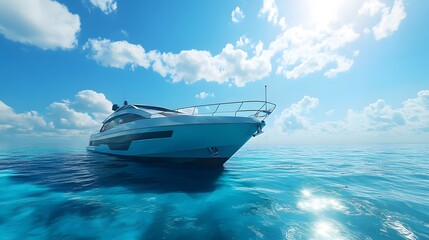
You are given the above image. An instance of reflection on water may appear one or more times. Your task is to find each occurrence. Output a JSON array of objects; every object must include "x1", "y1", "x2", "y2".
[
  {"x1": 297, "y1": 189, "x2": 347, "y2": 240},
  {"x1": 384, "y1": 215, "x2": 418, "y2": 240},
  {"x1": 0, "y1": 150, "x2": 224, "y2": 194},
  {"x1": 298, "y1": 188, "x2": 347, "y2": 213},
  {"x1": 313, "y1": 220, "x2": 343, "y2": 240}
]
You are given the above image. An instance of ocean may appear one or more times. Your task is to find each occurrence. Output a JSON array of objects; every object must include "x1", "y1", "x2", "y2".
[{"x1": 0, "y1": 145, "x2": 428, "y2": 239}]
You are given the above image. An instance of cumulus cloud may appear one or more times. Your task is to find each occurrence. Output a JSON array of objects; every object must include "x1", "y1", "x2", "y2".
[
  {"x1": 48, "y1": 90, "x2": 112, "y2": 129},
  {"x1": 195, "y1": 91, "x2": 214, "y2": 99},
  {"x1": 259, "y1": 90, "x2": 429, "y2": 144},
  {"x1": 152, "y1": 44, "x2": 272, "y2": 87},
  {"x1": 362, "y1": 99, "x2": 405, "y2": 130},
  {"x1": 0, "y1": 101, "x2": 52, "y2": 133},
  {"x1": 274, "y1": 96, "x2": 319, "y2": 132},
  {"x1": 231, "y1": 6, "x2": 244, "y2": 23},
  {"x1": 259, "y1": 0, "x2": 286, "y2": 29},
  {"x1": 254, "y1": 41, "x2": 264, "y2": 55},
  {"x1": 48, "y1": 102, "x2": 100, "y2": 129},
  {"x1": 359, "y1": 0, "x2": 406, "y2": 40},
  {"x1": 89, "y1": 0, "x2": 117, "y2": 14},
  {"x1": 0, "y1": 0, "x2": 80, "y2": 50},
  {"x1": 271, "y1": 25, "x2": 359, "y2": 79},
  {"x1": 342, "y1": 94, "x2": 421, "y2": 133},
  {"x1": 85, "y1": 26, "x2": 356, "y2": 84},
  {"x1": 73, "y1": 90, "x2": 113, "y2": 119},
  {"x1": 324, "y1": 57, "x2": 354, "y2": 78},
  {"x1": 359, "y1": 0, "x2": 386, "y2": 16},
  {"x1": 373, "y1": 0, "x2": 406, "y2": 40},
  {"x1": 0, "y1": 90, "x2": 112, "y2": 138},
  {"x1": 84, "y1": 0, "x2": 407, "y2": 85},
  {"x1": 236, "y1": 35, "x2": 250, "y2": 47},
  {"x1": 84, "y1": 39, "x2": 272, "y2": 87},
  {"x1": 83, "y1": 38, "x2": 150, "y2": 69},
  {"x1": 401, "y1": 90, "x2": 429, "y2": 132},
  {"x1": 256, "y1": 0, "x2": 404, "y2": 79}
]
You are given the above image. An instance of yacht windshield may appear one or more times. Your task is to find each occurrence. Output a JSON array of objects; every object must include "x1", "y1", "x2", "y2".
[{"x1": 134, "y1": 105, "x2": 180, "y2": 113}]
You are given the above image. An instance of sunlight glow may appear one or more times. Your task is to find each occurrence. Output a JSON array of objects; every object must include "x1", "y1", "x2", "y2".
[{"x1": 307, "y1": 0, "x2": 343, "y2": 26}]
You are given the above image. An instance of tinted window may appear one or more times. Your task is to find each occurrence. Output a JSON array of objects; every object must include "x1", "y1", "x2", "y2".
[
  {"x1": 100, "y1": 114, "x2": 145, "y2": 132},
  {"x1": 121, "y1": 114, "x2": 144, "y2": 124}
]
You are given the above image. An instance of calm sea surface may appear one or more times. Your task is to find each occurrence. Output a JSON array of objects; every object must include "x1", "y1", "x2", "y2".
[{"x1": 0, "y1": 145, "x2": 428, "y2": 239}]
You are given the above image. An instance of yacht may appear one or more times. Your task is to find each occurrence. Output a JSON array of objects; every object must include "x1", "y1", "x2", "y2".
[{"x1": 86, "y1": 100, "x2": 275, "y2": 166}]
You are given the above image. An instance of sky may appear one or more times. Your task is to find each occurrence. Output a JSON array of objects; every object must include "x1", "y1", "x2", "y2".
[{"x1": 0, "y1": 0, "x2": 428, "y2": 147}]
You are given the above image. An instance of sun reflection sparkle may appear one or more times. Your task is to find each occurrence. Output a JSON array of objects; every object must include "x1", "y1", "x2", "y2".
[
  {"x1": 313, "y1": 220, "x2": 344, "y2": 240},
  {"x1": 298, "y1": 189, "x2": 347, "y2": 213}
]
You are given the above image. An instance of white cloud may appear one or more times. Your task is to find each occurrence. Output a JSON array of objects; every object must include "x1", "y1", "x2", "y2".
[
  {"x1": 150, "y1": 49, "x2": 229, "y2": 84},
  {"x1": 236, "y1": 35, "x2": 250, "y2": 47},
  {"x1": 84, "y1": 38, "x2": 150, "y2": 69},
  {"x1": 255, "y1": 0, "x2": 406, "y2": 80},
  {"x1": 48, "y1": 102, "x2": 100, "y2": 129},
  {"x1": 373, "y1": 0, "x2": 406, "y2": 40},
  {"x1": 48, "y1": 90, "x2": 112, "y2": 129},
  {"x1": 259, "y1": 0, "x2": 286, "y2": 29},
  {"x1": 86, "y1": 26, "x2": 357, "y2": 84},
  {"x1": 259, "y1": 0, "x2": 278, "y2": 22},
  {"x1": 0, "y1": 90, "x2": 112, "y2": 138},
  {"x1": 231, "y1": 6, "x2": 244, "y2": 23},
  {"x1": 331, "y1": 98, "x2": 409, "y2": 133},
  {"x1": 195, "y1": 91, "x2": 214, "y2": 99},
  {"x1": 71, "y1": 90, "x2": 113, "y2": 120},
  {"x1": 401, "y1": 90, "x2": 429, "y2": 132},
  {"x1": 274, "y1": 96, "x2": 319, "y2": 132},
  {"x1": 85, "y1": 39, "x2": 272, "y2": 87},
  {"x1": 258, "y1": 90, "x2": 429, "y2": 145},
  {"x1": 361, "y1": 99, "x2": 405, "y2": 131},
  {"x1": 359, "y1": 0, "x2": 386, "y2": 16},
  {"x1": 89, "y1": 0, "x2": 117, "y2": 14},
  {"x1": 363, "y1": 27, "x2": 371, "y2": 34},
  {"x1": 271, "y1": 25, "x2": 359, "y2": 79},
  {"x1": 359, "y1": 0, "x2": 406, "y2": 40},
  {"x1": 0, "y1": 124, "x2": 12, "y2": 131},
  {"x1": 120, "y1": 30, "x2": 129, "y2": 38},
  {"x1": 324, "y1": 57, "x2": 354, "y2": 78},
  {"x1": 0, "y1": 0, "x2": 80, "y2": 50},
  {"x1": 254, "y1": 41, "x2": 264, "y2": 56},
  {"x1": 0, "y1": 101, "x2": 51, "y2": 132},
  {"x1": 156, "y1": 43, "x2": 272, "y2": 87},
  {"x1": 85, "y1": 0, "x2": 407, "y2": 85},
  {"x1": 306, "y1": 0, "x2": 344, "y2": 27},
  {"x1": 326, "y1": 109, "x2": 335, "y2": 115}
]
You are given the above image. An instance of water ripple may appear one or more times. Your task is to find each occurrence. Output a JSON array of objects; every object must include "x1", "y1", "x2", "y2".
[{"x1": 0, "y1": 145, "x2": 428, "y2": 239}]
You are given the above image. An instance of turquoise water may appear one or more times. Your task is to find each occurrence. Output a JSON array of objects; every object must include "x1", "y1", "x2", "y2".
[{"x1": 0, "y1": 145, "x2": 428, "y2": 239}]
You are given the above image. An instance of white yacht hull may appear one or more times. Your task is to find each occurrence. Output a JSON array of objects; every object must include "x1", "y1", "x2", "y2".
[{"x1": 87, "y1": 116, "x2": 264, "y2": 165}]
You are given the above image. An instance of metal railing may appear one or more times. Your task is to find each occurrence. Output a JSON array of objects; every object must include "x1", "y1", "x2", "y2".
[{"x1": 175, "y1": 100, "x2": 276, "y2": 120}]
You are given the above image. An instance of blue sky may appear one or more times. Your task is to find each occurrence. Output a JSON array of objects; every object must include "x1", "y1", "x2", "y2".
[{"x1": 0, "y1": 0, "x2": 428, "y2": 146}]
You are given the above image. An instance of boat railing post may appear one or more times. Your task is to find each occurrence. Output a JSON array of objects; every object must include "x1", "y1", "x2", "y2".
[
  {"x1": 255, "y1": 101, "x2": 266, "y2": 118},
  {"x1": 212, "y1": 104, "x2": 220, "y2": 116},
  {"x1": 236, "y1": 102, "x2": 244, "y2": 116}
]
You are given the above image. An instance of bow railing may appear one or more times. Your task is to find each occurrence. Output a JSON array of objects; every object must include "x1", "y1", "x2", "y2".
[{"x1": 175, "y1": 100, "x2": 276, "y2": 120}]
